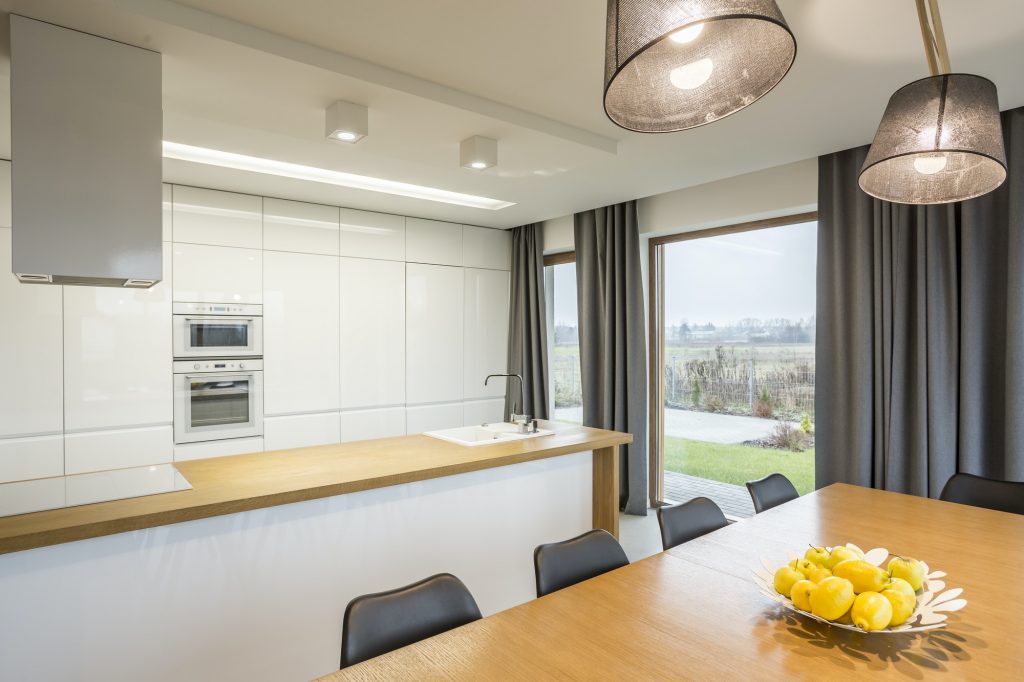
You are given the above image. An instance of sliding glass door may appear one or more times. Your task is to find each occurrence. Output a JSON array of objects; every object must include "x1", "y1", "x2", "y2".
[{"x1": 649, "y1": 215, "x2": 817, "y2": 516}]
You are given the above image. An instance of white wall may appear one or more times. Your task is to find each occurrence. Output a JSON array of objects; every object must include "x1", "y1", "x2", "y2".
[
  {"x1": 0, "y1": 164, "x2": 513, "y2": 485},
  {"x1": 541, "y1": 158, "x2": 817, "y2": 252}
]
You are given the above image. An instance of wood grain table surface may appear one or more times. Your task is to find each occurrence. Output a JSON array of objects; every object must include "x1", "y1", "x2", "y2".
[
  {"x1": 0, "y1": 421, "x2": 630, "y2": 555},
  {"x1": 320, "y1": 483, "x2": 1024, "y2": 681}
]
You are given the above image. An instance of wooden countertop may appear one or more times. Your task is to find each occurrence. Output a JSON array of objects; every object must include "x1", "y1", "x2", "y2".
[
  {"x1": 0, "y1": 421, "x2": 630, "y2": 555},
  {"x1": 323, "y1": 483, "x2": 1024, "y2": 680}
]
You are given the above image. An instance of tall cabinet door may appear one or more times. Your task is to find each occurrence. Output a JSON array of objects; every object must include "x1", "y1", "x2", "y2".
[
  {"x1": 263, "y1": 251, "x2": 341, "y2": 418},
  {"x1": 463, "y1": 268, "x2": 510, "y2": 425},
  {"x1": 406, "y1": 263, "x2": 463, "y2": 432}
]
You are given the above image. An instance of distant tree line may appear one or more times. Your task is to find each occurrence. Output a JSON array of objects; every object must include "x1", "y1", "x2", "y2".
[{"x1": 667, "y1": 317, "x2": 815, "y2": 345}]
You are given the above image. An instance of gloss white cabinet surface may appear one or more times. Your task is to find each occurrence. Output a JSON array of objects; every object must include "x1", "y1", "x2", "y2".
[
  {"x1": 463, "y1": 225, "x2": 512, "y2": 270},
  {"x1": 340, "y1": 258, "x2": 405, "y2": 409},
  {"x1": 171, "y1": 186, "x2": 262, "y2": 249},
  {"x1": 63, "y1": 247, "x2": 173, "y2": 431},
  {"x1": 405, "y1": 403, "x2": 464, "y2": 435},
  {"x1": 339, "y1": 408, "x2": 405, "y2": 443},
  {"x1": 405, "y1": 217, "x2": 462, "y2": 266},
  {"x1": 264, "y1": 198, "x2": 339, "y2": 256},
  {"x1": 173, "y1": 436, "x2": 264, "y2": 462},
  {"x1": 0, "y1": 476, "x2": 65, "y2": 517},
  {"x1": 339, "y1": 209, "x2": 405, "y2": 261},
  {"x1": 0, "y1": 435, "x2": 63, "y2": 484},
  {"x1": 406, "y1": 263, "x2": 464, "y2": 405},
  {"x1": 264, "y1": 251, "x2": 340, "y2": 415},
  {"x1": 162, "y1": 184, "x2": 172, "y2": 242},
  {"x1": 463, "y1": 268, "x2": 510, "y2": 400},
  {"x1": 172, "y1": 242, "x2": 262, "y2": 304},
  {"x1": 264, "y1": 413, "x2": 341, "y2": 451},
  {"x1": 0, "y1": 228, "x2": 63, "y2": 439},
  {"x1": 463, "y1": 399, "x2": 506, "y2": 427},
  {"x1": 64, "y1": 426, "x2": 172, "y2": 475}
]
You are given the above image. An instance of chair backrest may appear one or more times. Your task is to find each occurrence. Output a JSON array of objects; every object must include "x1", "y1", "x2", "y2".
[
  {"x1": 939, "y1": 472, "x2": 1024, "y2": 516},
  {"x1": 340, "y1": 573, "x2": 482, "y2": 668},
  {"x1": 746, "y1": 473, "x2": 799, "y2": 513},
  {"x1": 656, "y1": 497, "x2": 729, "y2": 550},
  {"x1": 533, "y1": 529, "x2": 629, "y2": 597}
]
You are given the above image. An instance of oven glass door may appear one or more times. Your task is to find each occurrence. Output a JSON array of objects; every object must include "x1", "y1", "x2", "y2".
[
  {"x1": 189, "y1": 375, "x2": 252, "y2": 430},
  {"x1": 190, "y1": 320, "x2": 249, "y2": 351}
]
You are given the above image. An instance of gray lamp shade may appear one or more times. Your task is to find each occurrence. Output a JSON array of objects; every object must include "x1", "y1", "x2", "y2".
[
  {"x1": 604, "y1": 0, "x2": 796, "y2": 132},
  {"x1": 859, "y1": 74, "x2": 1007, "y2": 204}
]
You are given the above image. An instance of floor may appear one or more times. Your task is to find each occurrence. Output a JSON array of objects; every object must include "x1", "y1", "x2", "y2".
[{"x1": 553, "y1": 407, "x2": 797, "y2": 444}]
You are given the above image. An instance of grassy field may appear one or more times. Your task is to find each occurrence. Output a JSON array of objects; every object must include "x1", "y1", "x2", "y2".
[{"x1": 664, "y1": 437, "x2": 814, "y2": 495}]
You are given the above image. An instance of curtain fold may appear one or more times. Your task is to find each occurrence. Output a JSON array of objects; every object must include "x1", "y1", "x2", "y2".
[
  {"x1": 816, "y1": 107, "x2": 1024, "y2": 497},
  {"x1": 574, "y1": 201, "x2": 649, "y2": 515},
  {"x1": 506, "y1": 223, "x2": 550, "y2": 421}
]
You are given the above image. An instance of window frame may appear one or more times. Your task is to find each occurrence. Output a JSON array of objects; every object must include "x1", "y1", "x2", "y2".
[
  {"x1": 543, "y1": 251, "x2": 577, "y2": 421},
  {"x1": 646, "y1": 212, "x2": 818, "y2": 506}
]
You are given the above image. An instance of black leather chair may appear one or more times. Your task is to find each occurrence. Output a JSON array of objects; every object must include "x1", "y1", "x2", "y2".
[
  {"x1": 656, "y1": 496, "x2": 729, "y2": 550},
  {"x1": 533, "y1": 529, "x2": 629, "y2": 597},
  {"x1": 939, "y1": 472, "x2": 1024, "y2": 516},
  {"x1": 340, "y1": 573, "x2": 482, "y2": 668},
  {"x1": 746, "y1": 473, "x2": 799, "y2": 513}
]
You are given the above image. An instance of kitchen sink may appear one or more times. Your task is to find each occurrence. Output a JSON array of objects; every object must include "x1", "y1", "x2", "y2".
[{"x1": 424, "y1": 422, "x2": 553, "y2": 447}]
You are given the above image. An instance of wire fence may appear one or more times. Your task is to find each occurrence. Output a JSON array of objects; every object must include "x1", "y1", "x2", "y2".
[{"x1": 552, "y1": 345, "x2": 815, "y2": 419}]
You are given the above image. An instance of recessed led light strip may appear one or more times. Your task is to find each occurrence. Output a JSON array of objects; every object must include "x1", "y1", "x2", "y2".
[{"x1": 162, "y1": 142, "x2": 516, "y2": 211}]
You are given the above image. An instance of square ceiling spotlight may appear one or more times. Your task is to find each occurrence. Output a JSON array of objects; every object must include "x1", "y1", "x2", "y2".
[
  {"x1": 325, "y1": 100, "x2": 368, "y2": 143},
  {"x1": 460, "y1": 135, "x2": 497, "y2": 170}
]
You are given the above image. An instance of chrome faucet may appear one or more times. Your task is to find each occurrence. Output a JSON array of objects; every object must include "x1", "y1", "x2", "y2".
[{"x1": 484, "y1": 373, "x2": 535, "y2": 432}]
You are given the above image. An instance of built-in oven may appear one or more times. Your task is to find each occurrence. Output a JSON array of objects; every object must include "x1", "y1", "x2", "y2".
[
  {"x1": 173, "y1": 359, "x2": 263, "y2": 444},
  {"x1": 173, "y1": 302, "x2": 263, "y2": 359}
]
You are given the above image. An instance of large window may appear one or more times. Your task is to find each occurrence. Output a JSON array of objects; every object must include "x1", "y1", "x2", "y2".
[
  {"x1": 544, "y1": 253, "x2": 581, "y2": 423},
  {"x1": 649, "y1": 215, "x2": 817, "y2": 516}
]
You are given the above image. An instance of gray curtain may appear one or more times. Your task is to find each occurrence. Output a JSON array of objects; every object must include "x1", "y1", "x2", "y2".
[
  {"x1": 574, "y1": 201, "x2": 649, "y2": 515},
  {"x1": 816, "y1": 107, "x2": 1024, "y2": 497},
  {"x1": 506, "y1": 223, "x2": 549, "y2": 421}
]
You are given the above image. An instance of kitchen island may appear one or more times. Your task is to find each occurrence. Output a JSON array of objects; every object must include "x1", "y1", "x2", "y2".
[{"x1": 0, "y1": 421, "x2": 629, "y2": 682}]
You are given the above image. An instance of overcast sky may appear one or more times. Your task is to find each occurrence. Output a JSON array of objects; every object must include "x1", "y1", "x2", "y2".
[{"x1": 550, "y1": 221, "x2": 816, "y2": 327}]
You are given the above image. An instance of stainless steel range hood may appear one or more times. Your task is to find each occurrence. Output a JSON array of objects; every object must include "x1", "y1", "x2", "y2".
[{"x1": 10, "y1": 15, "x2": 163, "y2": 288}]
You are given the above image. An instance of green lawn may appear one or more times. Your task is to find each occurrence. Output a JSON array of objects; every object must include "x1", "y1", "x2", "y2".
[{"x1": 664, "y1": 437, "x2": 815, "y2": 495}]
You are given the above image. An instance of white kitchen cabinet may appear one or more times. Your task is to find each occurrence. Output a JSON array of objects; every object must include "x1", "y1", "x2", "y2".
[
  {"x1": 339, "y1": 208, "x2": 405, "y2": 261},
  {"x1": 405, "y1": 403, "x2": 463, "y2": 435},
  {"x1": 264, "y1": 198, "x2": 340, "y2": 256},
  {"x1": 463, "y1": 399, "x2": 506, "y2": 427},
  {"x1": 264, "y1": 413, "x2": 341, "y2": 451},
  {"x1": 173, "y1": 437, "x2": 264, "y2": 462},
  {"x1": 339, "y1": 408, "x2": 405, "y2": 442},
  {"x1": 463, "y1": 268, "x2": 510, "y2": 400},
  {"x1": 0, "y1": 228, "x2": 64, "y2": 439},
  {"x1": 172, "y1": 242, "x2": 262, "y2": 304},
  {"x1": 263, "y1": 251, "x2": 340, "y2": 415},
  {"x1": 406, "y1": 263, "x2": 464, "y2": 405},
  {"x1": 162, "y1": 184, "x2": 172, "y2": 241},
  {"x1": 405, "y1": 217, "x2": 462, "y2": 266},
  {"x1": 64, "y1": 426, "x2": 172, "y2": 475},
  {"x1": 171, "y1": 186, "x2": 262, "y2": 249},
  {"x1": 63, "y1": 246, "x2": 172, "y2": 431},
  {"x1": 340, "y1": 257, "x2": 405, "y2": 409},
  {"x1": 463, "y1": 225, "x2": 511, "y2": 270},
  {"x1": 0, "y1": 435, "x2": 63, "y2": 484}
]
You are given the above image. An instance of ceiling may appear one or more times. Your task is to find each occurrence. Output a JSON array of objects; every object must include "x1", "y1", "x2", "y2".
[{"x1": 1, "y1": 0, "x2": 1023, "y2": 228}]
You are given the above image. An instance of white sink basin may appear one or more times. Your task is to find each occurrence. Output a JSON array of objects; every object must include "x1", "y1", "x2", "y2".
[{"x1": 424, "y1": 422, "x2": 553, "y2": 447}]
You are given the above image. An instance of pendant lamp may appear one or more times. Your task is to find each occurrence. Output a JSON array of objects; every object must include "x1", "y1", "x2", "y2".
[
  {"x1": 859, "y1": 0, "x2": 1007, "y2": 204},
  {"x1": 603, "y1": 0, "x2": 796, "y2": 132}
]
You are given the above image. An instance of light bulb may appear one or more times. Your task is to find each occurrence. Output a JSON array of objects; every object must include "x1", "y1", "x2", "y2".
[
  {"x1": 913, "y1": 154, "x2": 948, "y2": 175},
  {"x1": 335, "y1": 131, "x2": 357, "y2": 141},
  {"x1": 670, "y1": 58, "x2": 714, "y2": 90},
  {"x1": 669, "y1": 23, "x2": 704, "y2": 44},
  {"x1": 470, "y1": 161, "x2": 488, "y2": 170}
]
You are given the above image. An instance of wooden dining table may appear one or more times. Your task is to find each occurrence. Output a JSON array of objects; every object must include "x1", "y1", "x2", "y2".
[{"x1": 318, "y1": 483, "x2": 1024, "y2": 680}]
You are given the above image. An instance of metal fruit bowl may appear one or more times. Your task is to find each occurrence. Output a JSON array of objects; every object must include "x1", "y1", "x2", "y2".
[{"x1": 752, "y1": 544, "x2": 967, "y2": 633}]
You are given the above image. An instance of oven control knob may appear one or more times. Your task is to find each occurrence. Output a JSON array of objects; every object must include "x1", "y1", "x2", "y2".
[
  {"x1": 193, "y1": 363, "x2": 200, "y2": 370},
  {"x1": 239, "y1": 362, "x2": 245, "y2": 369}
]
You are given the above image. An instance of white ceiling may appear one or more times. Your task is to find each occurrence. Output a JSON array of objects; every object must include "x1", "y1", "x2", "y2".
[{"x1": 1, "y1": 0, "x2": 1023, "y2": 228}]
